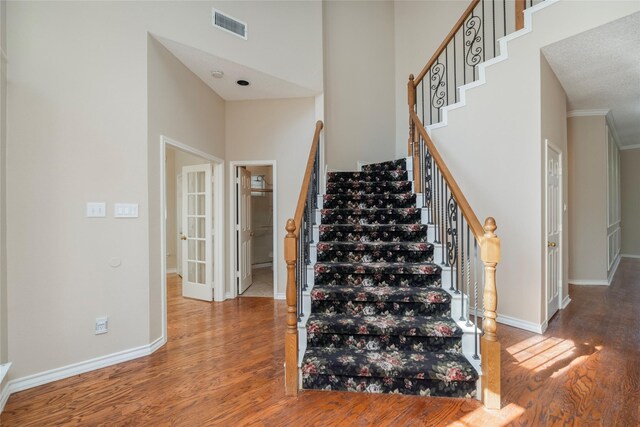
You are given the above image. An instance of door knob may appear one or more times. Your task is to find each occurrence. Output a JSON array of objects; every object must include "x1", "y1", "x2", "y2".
[
  {"x1": 181, "y1": 235, "x2": 187, "y2": 241},
  {"x1": 548, "y1": 241, "x2": 556, "y2": 248}
]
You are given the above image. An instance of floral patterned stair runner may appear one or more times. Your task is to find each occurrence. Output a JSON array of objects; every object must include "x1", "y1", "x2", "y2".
[{"x1": 301, "y1": 158, "x2": 478, "y2": 397}]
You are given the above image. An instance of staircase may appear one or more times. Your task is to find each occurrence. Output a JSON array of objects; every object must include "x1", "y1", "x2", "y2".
[{"x1": 300, "y1": 159, "x2": 479, "y2": 397}]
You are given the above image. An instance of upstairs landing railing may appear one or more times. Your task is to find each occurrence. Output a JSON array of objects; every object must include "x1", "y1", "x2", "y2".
[{"x1": 284, "y1": 120, "x2": 323, "y2": 396}]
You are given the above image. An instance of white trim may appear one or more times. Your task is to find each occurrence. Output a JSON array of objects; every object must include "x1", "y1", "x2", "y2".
[
  {"x1": 229, "y1": 161, "x2": 278, "y2": 300},
  {"x1": 161, "y1": 135, "x2": 226, "y2": 310},
  {"x1": 0, "y1": 363, "x2": 10, "y2": 384},
  {"x1": 622, "y1": 254, "x2": 640, "y2": 259},
  {"x1": 561, "y1": 295, "x2": 571, "y2": 309},
  {"x1": 569, "y1": 279, "x2": 609, "y2": 286},
  {"x1": 567, "y1": 109, "x2": 610, "y2": 118},
  {"x1": 4, "y1": 336, "x2": 165, "y2": 402},
  {"x1": 608, "y1": 255, "x2": 621, "y2": 285},
  {"x1": 252, "y1": 262, "x2": 272, "y2": 269},
  {"x1": 620, "y1": 144, "x2": 640, "y2": 151},
  {"x1": 275, "y1": 293, "x2": 286, "y2": 300},
  {"x1": 0, "y1": 379, "x2": 10, "y2": 414},
  {"x1": 497, "y1": 314, "x2": 547, "y2": 334}
]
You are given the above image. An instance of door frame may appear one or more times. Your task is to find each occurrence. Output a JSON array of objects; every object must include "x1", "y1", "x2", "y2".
[
  {"x1": 160, "y1": 135, "x2": 225, "y2": 332},
  {"x1": 545, "y1": 139, "x2": 563, "y2": 321},
  {"x1": 229, "y1": 160, "x2": 278, "y2": 299}
]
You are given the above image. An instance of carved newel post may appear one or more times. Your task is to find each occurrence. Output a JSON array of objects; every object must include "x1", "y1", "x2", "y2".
[
  {"x1": 284, "y1": 219, "x2": 298, "y2": 396},
  {"x1": 481, "y1": 217, "x2": 501, "y2": 409},
  {"x1": 407, "y1": 74, "x2": 421, "y2": 192}
]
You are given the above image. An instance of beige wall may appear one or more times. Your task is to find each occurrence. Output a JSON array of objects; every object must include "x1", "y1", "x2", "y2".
[
  {"x1": 225, "y1": 98, "x2": 316, "y2": 297},
  {"x1": 540, "y1": 54, "x2": 568, "y2": 316},
  {"x1": 568, "y1": 116, "x2": 607, "y2": 282},
  {"x1": 323, "y1": 0, "x2": 396, "y2": 170},
  {"x1": 426, "y1": 1, "x2": 637, "y2": 327},
  {"x1": 5, "y1": 0, "x2": 321, "y2": 381},
  {"x1": 148, "y1": 36, "x2": 226, "y2": 340},
  {"x1": 393, "y1": 0, "x2": 468, "y2": 157},
  {"x1": 621, "y1": 148, "x2": 640, "y2": 256}
]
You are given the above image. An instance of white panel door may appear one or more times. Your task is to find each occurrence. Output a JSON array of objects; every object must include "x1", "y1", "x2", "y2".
[
  {"x1": 181, "y1": 164, "x2": 213, "y2": 301},
  {"x1": 546, "y1": 145, "x2": 561, "y2": 319},
  {"x1": 238, "y1": 167, "x2": 253, "y2": 294}
]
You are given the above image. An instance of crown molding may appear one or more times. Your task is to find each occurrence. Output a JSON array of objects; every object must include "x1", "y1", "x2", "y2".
[
  {"x1": 567, "y1": 109, "x2": 610, "y2": 118},
  {"x1": 620, "y1": 144, "x2": 640, "y2": 151}
]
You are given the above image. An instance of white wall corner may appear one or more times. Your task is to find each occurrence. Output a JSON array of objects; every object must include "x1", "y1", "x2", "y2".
[{"x1": 607, "y1": 255, "x2": 621, "y2": 285}]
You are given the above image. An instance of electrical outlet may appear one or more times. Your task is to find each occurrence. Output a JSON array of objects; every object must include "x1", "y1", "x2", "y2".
[{"x1": 95, "y1": 316, "x2": 108, "y2": 335}]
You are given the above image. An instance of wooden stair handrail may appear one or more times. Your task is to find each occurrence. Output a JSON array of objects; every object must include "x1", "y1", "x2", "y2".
[
  {"x1": 292, "y1": 120, "x2": 324, "y2": 239},
  {"x1": 414, "y1": 0, "x2": 481, "y2": 85},
  {"x1": 284, "y1": 119, "x2": 323, "y2": 397},
  {"x1": 409, "y1": 110, "x2": 483, "y2": 241}
]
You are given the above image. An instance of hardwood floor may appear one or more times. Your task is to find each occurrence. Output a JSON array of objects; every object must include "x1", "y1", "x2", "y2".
[{"x1": 2, "y1": 259, "x2": 639, "y2": 426}]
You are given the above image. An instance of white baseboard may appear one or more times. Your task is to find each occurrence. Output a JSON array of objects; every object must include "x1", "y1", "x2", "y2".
[
  {"x1": 225, "y1": 292, "x2": 234, "y2": 300},
  {"x1": 252, "y1": 263, "x2": 272, "y2": 269},
  {"x1": 496, "y1": 314, "x2": 547, "y2": 334},
  {"x1": 275, "y1": 292, "x2": 286, "y2": 300},
  {"x1": 0, "y1": 379, "x2": 10, "y2": 414},
  {"x1": 608, "y1": 255, "x2": 621, "y2": 285},
  {"x1": 561, "y1": 295, "x2": 571, "y2": 309},
  {"x1": 4, "y1": 335, "x2": 166, "y2": 402},
  {"x1": 621, "y1": 254, "x2": 640, "y2": 259},
  {"x1": 569, "y1": 279, "x2": 609, "y2": 286},
  {"x1": 166, "y1": 268, "x2": 177, "y2": 274}
]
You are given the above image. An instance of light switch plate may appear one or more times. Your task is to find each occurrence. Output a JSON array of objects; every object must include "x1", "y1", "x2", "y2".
[
  {"x1": 114, "y1": 203, "x2": 139, "y2": 218},
  {"x1": 86, "y1": 202, "x2": 106, "y2": 218}
]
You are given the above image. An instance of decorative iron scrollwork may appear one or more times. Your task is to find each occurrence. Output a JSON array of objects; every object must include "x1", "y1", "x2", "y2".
[
  {"x1": 464, "y1": 15, "x2": 483, "y2": 67},
  {"x1": 430, "y1": 61, "x2": 446, "y2": 110},
  {"x1": 446, "y1": 193, "x2": 458, "y2": 268},
  {"x1": 424, "y1": 150, "x2": 432, "y2": 209}
]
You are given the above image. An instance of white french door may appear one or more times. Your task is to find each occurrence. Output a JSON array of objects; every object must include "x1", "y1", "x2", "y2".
[
  {"x1": 181, "y1": 164, "x2": 213, "y2": 301},
  {"x1": 238, "y1": 167, "x2": 253, "y2": 294},
  {"x1": 546, "y1": 144, "x2": 562, "y2": 319}
]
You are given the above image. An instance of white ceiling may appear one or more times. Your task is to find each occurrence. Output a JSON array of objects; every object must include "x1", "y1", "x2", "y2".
[
  {"x1": 542, "y1": 12, "x2": 640, "y2": 148},
  {"x1": 154, "y1": 35, "x2": 319, "y2": 101}
]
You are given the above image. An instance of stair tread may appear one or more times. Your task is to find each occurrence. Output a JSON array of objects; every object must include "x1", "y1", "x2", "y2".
[
  {"x1": 315, "y1": 262, "x2": 441, "y2": 275},
  {"x1": 306, "y1": 313, "x2": 462, "y2": 338},
  {"x1": 319, "y1": 224, "x2": 428, "y2": 231},
  {"x1": 302, "y1": 347, "x2": 477, "y2": 381},
  {"x1": 327, "y1": 170, "x2": 408, "y2": 182},
  {"x1": 361, "y1": 159, "x2": 407, "y2": 172},
  {"x1": 310, "y1": 286, "x2": 450, "y2": 303},
  {"x1": 317, "y1": 241, "x2": 432, "y2": 252}
]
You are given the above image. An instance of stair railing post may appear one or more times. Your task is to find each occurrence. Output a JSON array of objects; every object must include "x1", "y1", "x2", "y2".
[
  {"x1": 515, "y1": 0, "x2": 525, "y2": 30},
  {"x1": 284, "y1": 219, "x2": 299, "y2": 396},
  {"x1": 408, "y1": 74, "x2": 422, "y2": 193},
  {"x1": 480, "y1": 217, "x2": 501, "y2": 409}
]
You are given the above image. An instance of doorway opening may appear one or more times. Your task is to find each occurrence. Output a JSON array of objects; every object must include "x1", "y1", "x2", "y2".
[
  {"x1": 161, "y1": 135, "x2": 224, "y2": 314},
  {"x1": 230, "y1": 161, "x2": 277, "y2": 299}
]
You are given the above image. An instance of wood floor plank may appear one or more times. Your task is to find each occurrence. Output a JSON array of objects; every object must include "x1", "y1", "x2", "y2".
[{"x1": 2, "y1": 259, "x2": 640, "y2": 426}]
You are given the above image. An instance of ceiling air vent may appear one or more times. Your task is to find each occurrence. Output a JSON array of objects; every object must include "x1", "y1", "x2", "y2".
[{"x1": 213, "y1": 9, "x2": 247, "y2": 40}]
